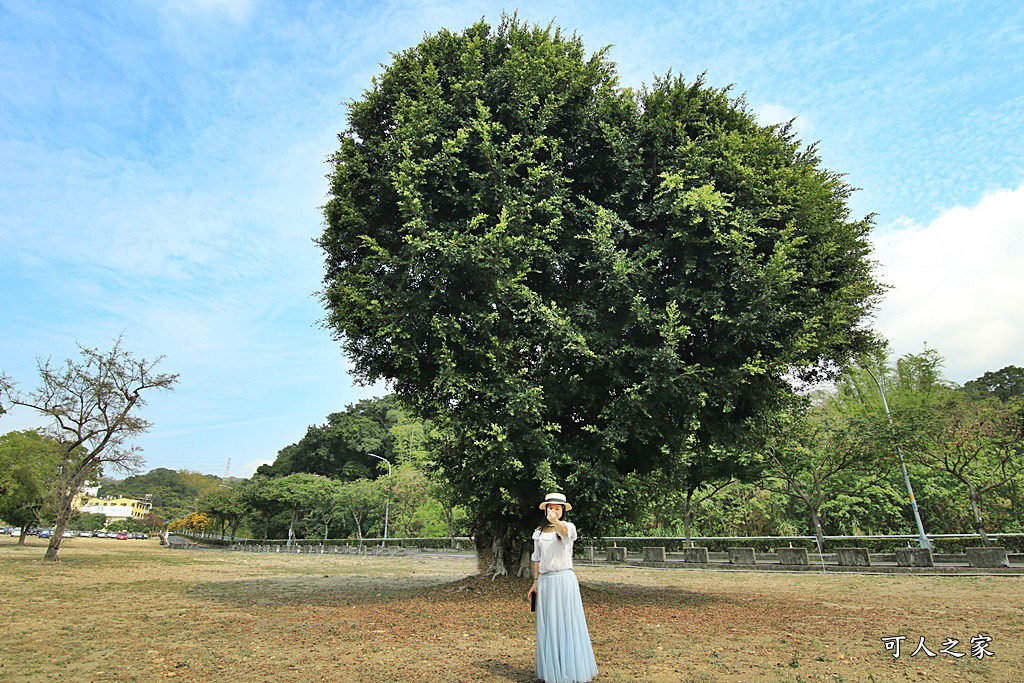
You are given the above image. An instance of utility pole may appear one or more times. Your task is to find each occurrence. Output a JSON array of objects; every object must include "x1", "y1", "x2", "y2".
[
  {"x1": 368, "y1": 453, "x2": 391, "y2": 546},
  {"x1": 863, "y1": 365, "x2": 933, "y2": 550}
]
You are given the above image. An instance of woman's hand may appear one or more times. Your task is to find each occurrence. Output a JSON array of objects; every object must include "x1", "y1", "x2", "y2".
[{"x1": 545, "y1": 505, "x2": 569, "y2": 537}]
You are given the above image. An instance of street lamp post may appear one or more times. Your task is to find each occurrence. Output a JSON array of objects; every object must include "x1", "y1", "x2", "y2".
[
  {"x1": 863, "y1": 366, "x2": 933, "y2": 550},
  {"x1": 368, "y1": 453, "x2": 391, "y2": 546}
]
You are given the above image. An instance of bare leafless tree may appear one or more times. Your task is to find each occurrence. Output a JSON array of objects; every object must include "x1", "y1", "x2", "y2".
[{"x1": 0, "y1": 337, "x2": 178, "y2": 561}]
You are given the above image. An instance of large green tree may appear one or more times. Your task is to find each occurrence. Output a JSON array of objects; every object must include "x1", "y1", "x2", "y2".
[
  {"x1": 319, "y1": 17, "x2": 881, "y2": 574},
  {"x1": 201, "y1": 485, "x2": 246, "y2": 540},
  {"x1": 904, "y1": 392, "x2": 1024, "y2": 544},
  {"x1": 0, "y1": 430, "x2": 61, "y2": 545},
  {"x1": 237, "y1": 475, "x2": 287, "y2": 540},
  {"x1": 258, "y1": 396, "x2": 410, "y2": 481},
  {"x1": 334, "y1": 478, "x2": 382, "y2": 541},
  {"x1": 759, "y1": 398, "x2": 889, "y2": 551},
  {"x1": 963, "y1": 365, "x2": 1024, "y2": 403}
]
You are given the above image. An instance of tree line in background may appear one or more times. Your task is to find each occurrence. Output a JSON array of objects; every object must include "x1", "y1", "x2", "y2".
[
  {"x1": 189, "y1": 353, "x2": 1021, "y2": 548},
  {"x1": 88, "y1": 396, "x2": 468, "y2": 544},
  {"x1": 3, "y1": 349, "x2": 1021, "y2": 551},
  {"x1": 636, "y1": 354, "x2": 1024, "y2": 549}
]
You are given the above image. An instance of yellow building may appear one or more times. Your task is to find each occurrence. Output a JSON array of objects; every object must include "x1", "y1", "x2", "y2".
[
  {"x1": 72, "y1": 484, "x2": 101, "y2": 512},
  {"x1": 80, "y1": 496, "x2": 153, "y2": 521}
]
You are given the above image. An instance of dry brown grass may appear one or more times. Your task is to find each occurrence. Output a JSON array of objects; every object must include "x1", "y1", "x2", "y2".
[{"x1": 1, "y1": 536, "x2": 1021, "y2": 682}]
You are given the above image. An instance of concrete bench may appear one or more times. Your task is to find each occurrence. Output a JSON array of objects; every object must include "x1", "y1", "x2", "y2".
[
  {"x1": 966, "y1": 547, "x2": 1009, "y2": 568},
  {"x1": 727, "y1": 547, "x2": 756, "y2": 565},
  {"x1": 895, "y1": 548, "x2": 934, "y2": 567},
  {"x1": 167, "y1": 542, "x2": 197, "y2": 550},
  {"x1": 836, "y1": 548, "x2": 871, "y2": 567},
  {"x1": 777, "y1": 548, "x2": 809, "y2": 565},
  {"x1": 682, "y1": 547, "x2": 709, "y2": 564},
  {"x1": 642, "y1": 546, "x2": 666, "y2": 562},
  {"x1": 606, "y1": 546, "x2": 627, "y2": 562}
]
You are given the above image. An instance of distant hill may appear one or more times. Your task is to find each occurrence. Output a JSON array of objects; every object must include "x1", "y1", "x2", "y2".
[{"x1": 99, "y1": 468, "x2": 234, "y2": 522}]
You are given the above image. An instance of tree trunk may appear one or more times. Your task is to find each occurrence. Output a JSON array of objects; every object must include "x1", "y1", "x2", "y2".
[
  {"x1": 444, "y1": 507, "x2": 455, "y2": 548},
  {"x1": 17, "y1": 528, "x2": 27, "y2": 546},
  {"x1": 287, "y1": 507, "x2": 298, "y2": 547},
  {"x1": 352, "y1": 511, "x2": 363, "y2": 541},
  {"x1": 684, "y1": 488, "x2": 694, "y2": 548},
  {"x1": 809, "y1": 506, "x2": 826, "y2": 555},
  {"x1": 967, "y1": 486, "x2": 990, "y2": 547},
  {"x1": 478, "y1": 529, "x2": 531, "y2": 578},
  {"x1": 44, "y1": 491, "x2": 76, "y2": 562}
]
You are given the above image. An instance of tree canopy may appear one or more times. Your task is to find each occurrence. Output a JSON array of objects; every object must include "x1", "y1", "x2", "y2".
[
  {"x1": 318, "y1": 16, "x2": 882, "y2": 573},
  {"x1": 963, "y1": 365, "x2": 1024, "y2": 403},
  {"x1": 257, "y1": 396, "x2": 419, "y2": 480},
  {"x1": 0, "y1": 430, "x2": 61, "y2": 543}
]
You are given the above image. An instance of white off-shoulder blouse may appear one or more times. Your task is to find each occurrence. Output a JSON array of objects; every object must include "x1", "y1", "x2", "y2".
[{"x1": 530, "y1": 521, "x2": 578, "y2": 574}]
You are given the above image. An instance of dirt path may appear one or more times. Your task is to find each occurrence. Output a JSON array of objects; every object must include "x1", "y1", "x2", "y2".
[{"x1": 1, "y1": 537, "x2": 1020, "y2": 682}]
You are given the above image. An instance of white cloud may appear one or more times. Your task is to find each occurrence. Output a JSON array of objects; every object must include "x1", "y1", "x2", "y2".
[
  {"x1": 872, "y1": 183, "x2": 1024, "y2": 382},
  {"x1": 755, "y1": 102, "x2": 815, "y2": 142},
  {"x1": 237, "y1": 457, "x2": 274, "y2": 478}
]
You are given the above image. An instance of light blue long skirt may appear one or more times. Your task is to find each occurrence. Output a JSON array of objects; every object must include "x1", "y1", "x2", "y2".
[{"x1": 536, "y1": 569, "x2": 598, "y2": 683}]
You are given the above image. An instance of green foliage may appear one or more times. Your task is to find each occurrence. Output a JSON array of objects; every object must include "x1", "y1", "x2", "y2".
[
  {"x1": 259, "y1": 396, "x2": 422, "y2": 480},
  {"x1": 901, "y1": 390, "x2": 1024, "y2": 541},
  {"x1": 201, "y1": 485, "x2": 247, "y2": 539},
  {"x1": 963, "y1": 365, "x2": 1024, "y2": 402},
  {"x1": 102, "y1": 468, "x2": 224, "y2": 522},
  {"x1": 0, "y1": 430, "x2": 61, "y2": 533},
  {"x1": 237, "y1": 475, "x2": 289, "y2": 539},
  {"x1": 318, "y1": 16, "x2": 883, "y2": 568},
  {"x1": 757, "y1": 397, "x2": 888, "y2": 548},
  {"x1": 72, "y1": 512, "x2": 108, "y2": 532},
  {"x1": 380, "y1": 466, "x2": 430, "y2": 538},
  {"x1": 333, "y1": 477, "x2": 383, "y2": 540}
]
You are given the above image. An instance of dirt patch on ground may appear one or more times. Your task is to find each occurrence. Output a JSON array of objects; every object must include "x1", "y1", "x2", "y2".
[{"x1": 1, "y1": 537, "x2": 1021, "y2": 682}]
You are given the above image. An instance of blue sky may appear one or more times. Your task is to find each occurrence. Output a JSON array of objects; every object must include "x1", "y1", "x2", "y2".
[{"x1": 2, "y1": 1, "x2": 1022, "y2": 477}]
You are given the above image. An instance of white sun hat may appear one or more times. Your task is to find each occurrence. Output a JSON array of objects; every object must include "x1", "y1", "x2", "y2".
[{"x1": 539, "y1": 492, "x2": 572, "y2": 511}]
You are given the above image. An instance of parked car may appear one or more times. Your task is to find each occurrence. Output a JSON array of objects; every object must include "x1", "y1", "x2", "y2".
[
  {"x1": 8, "y1": 528, "x2": 21, "y2": 537},
  {"x1": 115, "y1": 532, "x2": 129, "y2": 540},
  {"x1": 78, "y1": 531, "x2": 93, "y2": 537},
  {"x1": 38, "y1": 529, "x2": 52, "y2": 538},
  {"x1": 62, "y1": 530, "x2": 75, "y2": 538},
  {"x1": 133, "y1": 533, "x2": 148, "y2": 540}
]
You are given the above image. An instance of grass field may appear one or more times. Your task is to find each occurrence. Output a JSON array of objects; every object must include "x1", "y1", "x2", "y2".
[{"x1": 1, "y1": 537, "x2": 1021, "y2": 683}]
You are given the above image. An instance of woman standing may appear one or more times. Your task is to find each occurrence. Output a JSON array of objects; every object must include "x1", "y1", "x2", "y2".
[{"x1": 527, "y1": 492, "x2": 599, "y2": 683}]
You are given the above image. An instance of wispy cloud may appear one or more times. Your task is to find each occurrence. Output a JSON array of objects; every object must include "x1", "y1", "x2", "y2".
[{"x1": 873, "y1": 183, "x2": 1024, "y2": 382}]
